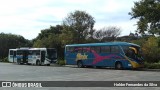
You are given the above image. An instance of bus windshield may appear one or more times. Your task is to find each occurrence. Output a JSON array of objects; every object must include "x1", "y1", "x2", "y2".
[
  {"x1": 47, "y1": 49, "x2": 57, "y2": 59},
  {"x1": 122, "y1": 45, "x2": 143, "y2": 60}
]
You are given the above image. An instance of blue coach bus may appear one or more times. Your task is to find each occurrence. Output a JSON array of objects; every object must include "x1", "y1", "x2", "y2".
[{"x1": 65, "y1": 42, "x2": 144, "y2": 69}]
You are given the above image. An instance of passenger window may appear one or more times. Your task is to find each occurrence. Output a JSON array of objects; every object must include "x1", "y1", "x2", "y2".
[
  {"x1": 66, "y1": 47, "x2": 74, "y2": 52},
  {"x1": 74, "y1": 47, "x2": 82, "y2": 53},
  {"x1": 91, "y1": 46, "x2": 101, "y2": 53},
  {"x1": 101, "y1": 46, "x2": 110, "y2": 53},
  {"x1": 82, "y1": 47, "x2": 90, "y2": 53},
  {"x1": 29, "y1": 50, "x2": 32, "y2": 55},
  {"x1": 111, "y1": 46, "x2": 120, "y2": 53}
]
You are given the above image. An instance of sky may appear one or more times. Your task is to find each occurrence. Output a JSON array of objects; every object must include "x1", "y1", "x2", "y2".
[{"x1": 0, "y1": 0, "x2": 139, "y2": 40}]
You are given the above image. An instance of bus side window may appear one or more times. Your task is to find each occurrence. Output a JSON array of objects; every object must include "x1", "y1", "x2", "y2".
[
  {"x1": 66, "y1": 47, "x2": 74, "y2": 53},
  {"x1": 111, "y1": 46, "x2": 120, "y2": 53},
  {"x1": 91, "y1": 46, "x2": 101, "y2": 53},
  {"x1": 82, "y1": 47, "x2": 90, "y2": 53},
  {"x1": 29, "y1": 50, "x2": 32, "y2": 55},
  {"x1": 74, "y1": 47, "x2": 82, "y2": 53},
  {"x1": 36, "y1": 51, "x2": 40, "y2": 55},
  {"x1": 101, "y1": 46, "x2": 110, "y2": 53}
]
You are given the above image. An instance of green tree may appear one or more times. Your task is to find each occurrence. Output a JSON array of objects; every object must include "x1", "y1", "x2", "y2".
[
  {"x1": 33, "y1": 25, "x2": 64, "y2": 58},
  {"x1": 131, "y1": 38, "x2": 146, "y2": 46},
  {"x1": 0, "y1": 33, "x2": 32, "y2": 59},
  {"x1": 142, "y1": 37, "x2": 160, "y2": 63},
  {"x1": 129, "y1": 0, "x2": 160, "y2": 35},
  {"x1": 62, "y1": 10, "x2": 95, "y2": 44}
]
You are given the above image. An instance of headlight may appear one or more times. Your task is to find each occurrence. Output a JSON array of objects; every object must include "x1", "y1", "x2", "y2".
[{"x1": 128, "y1": 64, "x2": 131, "y2": 66}]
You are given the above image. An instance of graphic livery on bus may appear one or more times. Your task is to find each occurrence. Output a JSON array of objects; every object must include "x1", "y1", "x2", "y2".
[
  {"x1": 65, "y1": 42, "x2": 144, "y2": 69},
  {"x1": 8, "y1": 48, "x2": 57, "y2": 66}
]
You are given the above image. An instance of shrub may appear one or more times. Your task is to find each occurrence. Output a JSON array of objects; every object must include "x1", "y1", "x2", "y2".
[
  {"x1": 142, "y1": 37, "x2": 160, "y2": 63},
  {"x1": 57, "y1": 58, "x2": 66, "y2": 65},
  {"x1": 1, "y1": 57, "x2": 9, "y2": 62},
  {"x1": 144, "y1": 62, "x2": 160, "y2": 69},
  {"x1": 131, "y1": 38, "x2": 146, "y2": 46}
]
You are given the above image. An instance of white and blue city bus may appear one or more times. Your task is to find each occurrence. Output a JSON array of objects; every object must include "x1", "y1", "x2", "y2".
[
  {"x1": 65, "y1": 42, "x2": 144, "y2": 69},
  {"x1": 8, "y1": 48, "x2": 57, "y2": 66},
  {"x1": 27, "y1": 48, "x2": 57, "y2": 65}
]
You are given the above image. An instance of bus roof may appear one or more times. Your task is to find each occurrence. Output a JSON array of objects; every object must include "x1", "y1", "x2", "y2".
[
  {"x1": 10, "y1": 48, "x2": 56, "y2": 51},
  {"x1": 9, "y1": 49, "x2": 17, "y2": 51},
  {"x1": 66, "y1": 42, "x2": 140, "y2": 47},
  {"x1": 28, "y1": 48, "x2": 54, "y2": 50}
]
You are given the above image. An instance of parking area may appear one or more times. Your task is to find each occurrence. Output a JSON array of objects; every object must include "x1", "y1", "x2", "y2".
[{"x1": 0, "y1": 62, "x2": 160, "y2": 90}]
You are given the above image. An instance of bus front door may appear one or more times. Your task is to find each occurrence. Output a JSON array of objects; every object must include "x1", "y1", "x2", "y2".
[
  {"x1": 41, "y1": 51, "x2": 46, "y2": 63},
  {"x1": 23, "y1": 51, "x2": 28, "y2": 64},
  {"x1": 13, "y1": 51, "x2": 16, "y2": 63}
]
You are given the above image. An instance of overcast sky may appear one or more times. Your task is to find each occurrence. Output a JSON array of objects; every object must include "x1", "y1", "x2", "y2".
[{"x1": 0, "y1": 0, "x2": 139, "y2": 40}]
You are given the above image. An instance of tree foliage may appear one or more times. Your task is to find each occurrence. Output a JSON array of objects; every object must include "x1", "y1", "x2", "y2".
[
  {"x1": 142, "y1": 37, "x2": 160, "y2": 63},
  {"x1": 0, "y1": 33, "x2": 32, "y2": 59},
  {"x1": 129, "y1": 0, "x2": 160, "y2": 35},
  {"x1": 62, "y1": 10, "x2": 95, "y2": 44},
  {"x1": 33, "y1": 25, "x2": 64, "y2": 58},
  {"x1": 94, "y1": 26, "x2": 121, "y2": 42}
]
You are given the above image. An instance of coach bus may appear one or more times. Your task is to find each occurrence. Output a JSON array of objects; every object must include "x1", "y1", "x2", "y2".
[
  {"x1": 65, "y1": 42, "x2": 144, "y2": 69},
  {"x1": 8, "y1": 48, "x2": 57, "y2": 65}
]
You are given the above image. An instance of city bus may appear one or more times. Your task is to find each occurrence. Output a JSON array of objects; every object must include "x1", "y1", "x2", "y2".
[
  {"x1": 8, "y1": 48, "x2": 57, "y2": 66},
  {"x1": 27, "y1": 48, "x2": 57, "y2": 65},
  {"x1": 65, "y1": 42, "x2": 144, "y2": 69}
]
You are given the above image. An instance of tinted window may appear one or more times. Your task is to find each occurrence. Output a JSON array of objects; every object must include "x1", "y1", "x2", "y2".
[
  {"x1": 111, "y1": 46, "x2": 120, "y2": 53},
  {"x1": 47, "y1": 49, "x2": 57, "y2": 59},
  {"x1": 10, "y1": 50, "x2": 13, "y2": 55},
  {"x1": 91, "y1": 46, "x2": 100, "y2": 53},
  {"x1": 29, "y1": 50, "x2": 40, "y2": 55},
  {"x1": 121, "y1": 46, "x2": 129, "y2": 54},
  {"x1": 74, "y1": 47, "x2": 82, "y2": 53},
  {"x1": 66, "y1": 47, "x2": 74, "y2": 52},
  {"x1": 82, "y1": 47, "x2": 90, "y2": 53},
  {"x1": 101, "y1": 46, "x2": 110, "y2": 53},
  {"x1": 17, "y1": 50, "x2": 23, "y2": 55}
]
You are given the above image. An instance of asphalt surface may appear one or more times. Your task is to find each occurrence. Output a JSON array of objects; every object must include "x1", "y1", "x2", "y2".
[{"x1": 0, "y1": 62, "x2": 160, "y2": 90}]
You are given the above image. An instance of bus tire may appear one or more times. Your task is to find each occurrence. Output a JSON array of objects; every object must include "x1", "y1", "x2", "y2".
[
  {"x1": 36, "y1": 60, "x2": 41, "y2": 66},
  {"x1": 77, "y1": 61, "x2": 83, "y2": 68},
  {"x1": 115, "y1": 62, "x2": 123, "y2": 70},
  {"x1": 47, "y1": 64, "x2": 50, "y2": 66}
]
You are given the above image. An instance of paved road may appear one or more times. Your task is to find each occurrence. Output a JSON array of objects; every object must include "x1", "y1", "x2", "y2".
[{"x1": 0, "y1": 62, "x2": 160, "y2": 90}]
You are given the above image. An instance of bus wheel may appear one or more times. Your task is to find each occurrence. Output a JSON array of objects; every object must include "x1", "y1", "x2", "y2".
[
  {"x1": 36, "y1": 60, "x2": 41, "y2": 66},
  {"x1": 47, "y1": 64, "x2": 50, "y2": 66},
  {"x1": 115, "y1": 62, "x2": 123, "y2": 70},
  {"x1": 77, "y1": 61, "x2": 83, "y2": 68}
]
